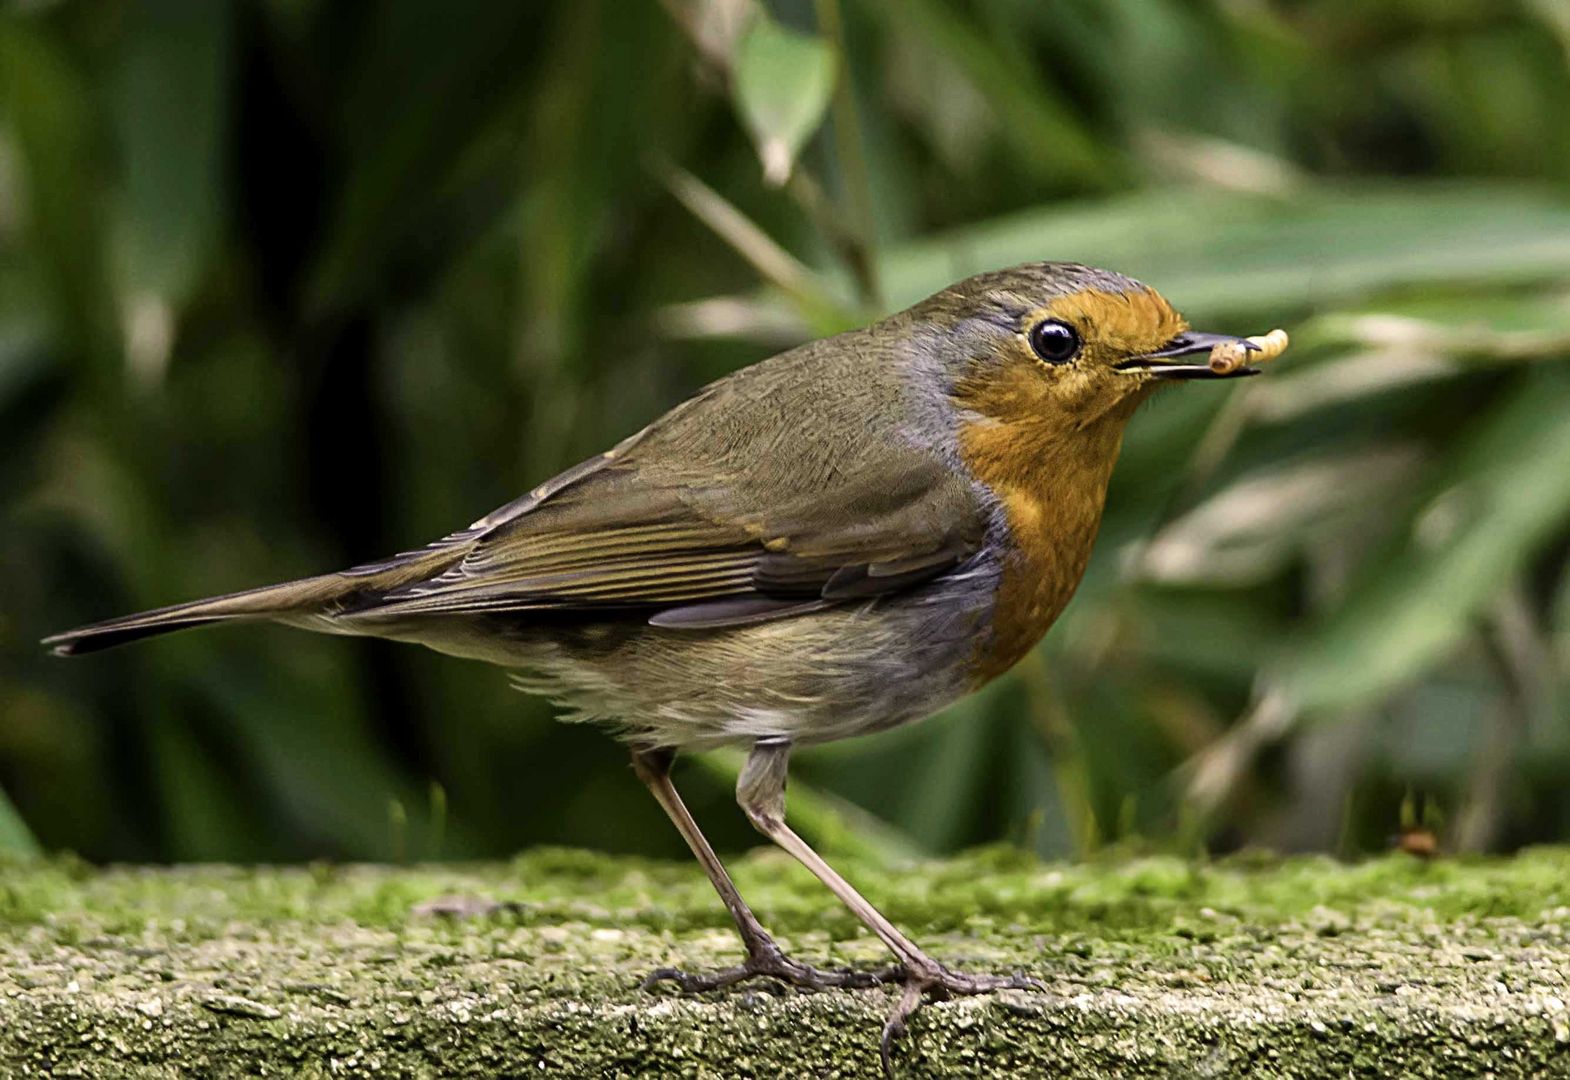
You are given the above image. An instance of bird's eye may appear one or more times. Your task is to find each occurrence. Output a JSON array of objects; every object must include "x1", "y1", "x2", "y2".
[{"x1": 1028, "y1": 319, "x2": 1080, "y2": 365}]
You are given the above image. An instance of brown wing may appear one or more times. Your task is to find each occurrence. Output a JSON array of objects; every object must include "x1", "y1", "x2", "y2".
[
  {"x1": 348, "y1": 452, "x2": 983, "y2": 627},
  {"x1": 341, "y1": 327, "x2": 991, "y2": 628}
]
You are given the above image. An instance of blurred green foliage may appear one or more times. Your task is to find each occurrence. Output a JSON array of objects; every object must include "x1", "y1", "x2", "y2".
[{"x1": 2, "y1": 0, "x2": 1569, "y2": 865}]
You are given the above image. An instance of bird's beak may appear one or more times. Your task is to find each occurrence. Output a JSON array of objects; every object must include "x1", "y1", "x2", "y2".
[{"x1": 1116, "y1": 331, "x2": 1261, "y2": 380}]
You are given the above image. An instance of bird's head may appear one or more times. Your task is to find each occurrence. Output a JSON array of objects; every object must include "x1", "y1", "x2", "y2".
[
  {"x1": 911, "y1": 262, "x2": 1258, "y2": 442},
  {"x1": 902, "y1": 261, "x2": 1263, "y2": 500}
]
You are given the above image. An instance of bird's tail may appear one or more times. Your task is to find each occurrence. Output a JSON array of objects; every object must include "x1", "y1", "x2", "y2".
[
  {"x1": 45, "y1": 527, "x2": 484, "y2": 657},
  {"x1": 42, "y1": 574, "x2": 355, "y2": 656}
]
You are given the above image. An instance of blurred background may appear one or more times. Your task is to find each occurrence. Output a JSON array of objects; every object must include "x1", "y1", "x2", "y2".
[{"x1": 3, "y1": 0, "x2": 1569, "y2": 866}]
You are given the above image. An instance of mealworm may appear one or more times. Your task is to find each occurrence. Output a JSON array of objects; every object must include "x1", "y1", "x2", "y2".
[{"x1": 1209, "y1": 328, "x2": 1289, "y2": 375}]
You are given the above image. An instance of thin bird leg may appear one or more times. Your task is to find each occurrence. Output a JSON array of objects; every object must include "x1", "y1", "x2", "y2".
[
  {"x1": 631, "y1": 747, "x2": 901, "y2": 993},
  {"x1": 736, "y1": 738, "x2": 1043, "y2": 1072},
  {"x1": 736, "y1": 740, "x2": 928, "y2": 966}
]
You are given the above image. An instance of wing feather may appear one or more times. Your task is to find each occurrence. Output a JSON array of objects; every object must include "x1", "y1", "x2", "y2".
[{"x1": 342, "y1": 339, "x2": 992, "y2": 628}]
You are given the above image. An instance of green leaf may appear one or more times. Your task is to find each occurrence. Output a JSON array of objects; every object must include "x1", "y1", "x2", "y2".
[
  {"x1": 660, "y1": 163, "x2": 852, "y2": 331},
  {"x1": 110, "y1": 0, "x2": 232, "y2": 306},
  {"x1": 1279, "y1": 367, "x2": 1570, "y2": 712},
  {"x1": 860, "y1": 0, "x2": 1106, "y2": 184},
  {"x1": 732, "y1": 15, "x2": 835, "y2": 186},
  {"x1": 878, "y1": 182, "x2": 1570, "y2": 323},
  {"x1": 0, "y1": 19, "x2": 118, "y2": 367},
  {"x1": 1305, "y1": 290, "x2": 1570, "y2": 365},
  {"x1": 0, "y1": 783, "x2": 40, "y2": 858},
  {"x1": 308, "y1": 1, "x2": 548, "y2": 311}
]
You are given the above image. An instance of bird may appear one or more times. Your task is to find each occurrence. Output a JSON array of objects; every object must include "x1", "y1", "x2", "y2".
[{"x1": 45, "y1": 261, "x2": 1271, "y2": 1063}]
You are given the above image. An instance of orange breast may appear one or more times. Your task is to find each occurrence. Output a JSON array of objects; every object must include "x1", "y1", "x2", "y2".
[
  {"x1": 957, "y1": 400, "x2": 1134, "y2": 685},
  {"x1": 971, "y1": 486, "x2": 1103, "y2": 683}
]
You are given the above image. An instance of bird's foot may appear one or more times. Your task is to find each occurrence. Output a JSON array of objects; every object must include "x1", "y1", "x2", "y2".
[
  {"x1": 879, "y1": 959, "x2": 1044, "y2": 1077},
  {"x1": 644, "y1": 942, "x2": 1042, "y2": 1077},
  {"x1": 642, "y1": 938, "x2": 904, "y2": 994}
]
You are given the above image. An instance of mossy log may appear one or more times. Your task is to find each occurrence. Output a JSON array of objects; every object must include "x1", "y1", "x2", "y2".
[{"x1": 2, "y1": 847, "x2": 1569, "y2": 1076}]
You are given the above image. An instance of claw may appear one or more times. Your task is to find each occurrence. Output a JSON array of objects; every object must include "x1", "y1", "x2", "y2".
[
  {"x1": 876, "y1": 962, "x2": 1047, "y2": 1076},
  {"x1": 880, "y1": 980, "x2": 923, "y2": 1078},
  {"x1": 641, "y1": 949, "x2": 905, "y2": 995},
  {"x1": 642, "y1": 963, "x2": 755, "y2": 993},
  {"x1": 644, "y1": 945, "x2": 1044, "y2": 1077}
]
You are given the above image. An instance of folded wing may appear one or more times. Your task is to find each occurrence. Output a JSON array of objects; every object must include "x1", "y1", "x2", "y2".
[{"x1": 347, "y1": 447, "x2": 986, "y2": 628}]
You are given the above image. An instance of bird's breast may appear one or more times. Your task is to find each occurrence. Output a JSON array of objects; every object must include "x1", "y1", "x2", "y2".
[
  {"x1": 969, "y1": 485, "x2": 1103, "y2": 683},
  {"x1": 956, "y1": 417, "x2": 1127, "y2": 685}
]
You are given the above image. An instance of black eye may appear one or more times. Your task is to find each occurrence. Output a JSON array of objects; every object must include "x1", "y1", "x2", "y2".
[{"x1": 1028, "y1": 319, "x2": 1080, "y2": 364}]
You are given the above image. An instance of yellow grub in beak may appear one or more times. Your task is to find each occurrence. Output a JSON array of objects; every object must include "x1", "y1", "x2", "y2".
[{"x1": 1209, "y1": 328, "x2": 1289, "y2": 375}]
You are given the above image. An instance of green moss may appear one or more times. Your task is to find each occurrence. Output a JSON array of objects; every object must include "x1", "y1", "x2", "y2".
[{"x1": 2, "y1": 849, "x2": 1569, "y2": 1075}]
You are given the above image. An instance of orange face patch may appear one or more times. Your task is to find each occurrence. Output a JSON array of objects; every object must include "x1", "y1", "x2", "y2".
[
  {"x1": 950, "y1": 286, "x2": 1186, "y2": 438},
  {"x1": 1026, "y1": 287, "x2": 1188, "y2": 369}
]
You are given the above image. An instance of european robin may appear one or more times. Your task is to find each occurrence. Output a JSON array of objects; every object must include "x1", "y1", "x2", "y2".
[{"x1": 46, "y1": 262, "x2": 1279, "y2": 1059}]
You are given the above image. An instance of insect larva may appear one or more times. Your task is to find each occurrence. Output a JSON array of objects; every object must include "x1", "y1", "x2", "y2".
[{"x1": 1209, "y1": 328, "x2": 1289, "y2": 375}]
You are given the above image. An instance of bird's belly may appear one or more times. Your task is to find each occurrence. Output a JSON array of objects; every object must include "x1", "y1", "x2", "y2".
[{"x1": 396, "y1": 558, "x2": 1002, "y2": 750}]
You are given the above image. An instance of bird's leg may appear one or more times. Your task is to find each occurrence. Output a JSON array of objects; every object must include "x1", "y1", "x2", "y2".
[
  {"x1": 736, "y1": 739, "x2": 1042, "y2": 1069},
  {"x1": 630, "y1": 747, "x2": 901, "y2": 993}
]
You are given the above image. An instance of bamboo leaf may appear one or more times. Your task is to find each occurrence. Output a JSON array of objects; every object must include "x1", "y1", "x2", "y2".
[
  {"x1": 110, "y1": 0, "x2": 231, "y2": 307},
  {"x1": 0, "y1": 784, "x2": 40, "y2": 859},
  {"x1": 731, "y1": 14, "x2": 835, "y2": 186},
  {"x1": 878, "y1": 183, "x2": 1570, "y2": 322},
  {"x1": 307, "y1": 1, "x2": 547, "y2": 311},
  {"x1": 659, "y1": 163, "x2": 853, "y2": 330},
  {"x1": 0, "y1": 19, "x2": 118, "y2": 365},
  {"x1": 860, "y1": 0, "x2": 1105, "y2": 184},
  {"x1": 1279, "y1": 367, "x2": 1570, "y2": 712}
]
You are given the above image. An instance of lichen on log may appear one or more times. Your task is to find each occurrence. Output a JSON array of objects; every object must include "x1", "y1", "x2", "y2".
[{"x1": 2, "y1": 847, "x2": 1569, "y2": 1076}]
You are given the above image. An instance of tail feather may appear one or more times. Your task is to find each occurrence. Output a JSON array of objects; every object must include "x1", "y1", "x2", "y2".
[
  {"x1": 42, "y1": 574, "x2": 355, "y2": 657},
  {"x1": 45, "y1": 526, "x2": 487, "y2": 657}
]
